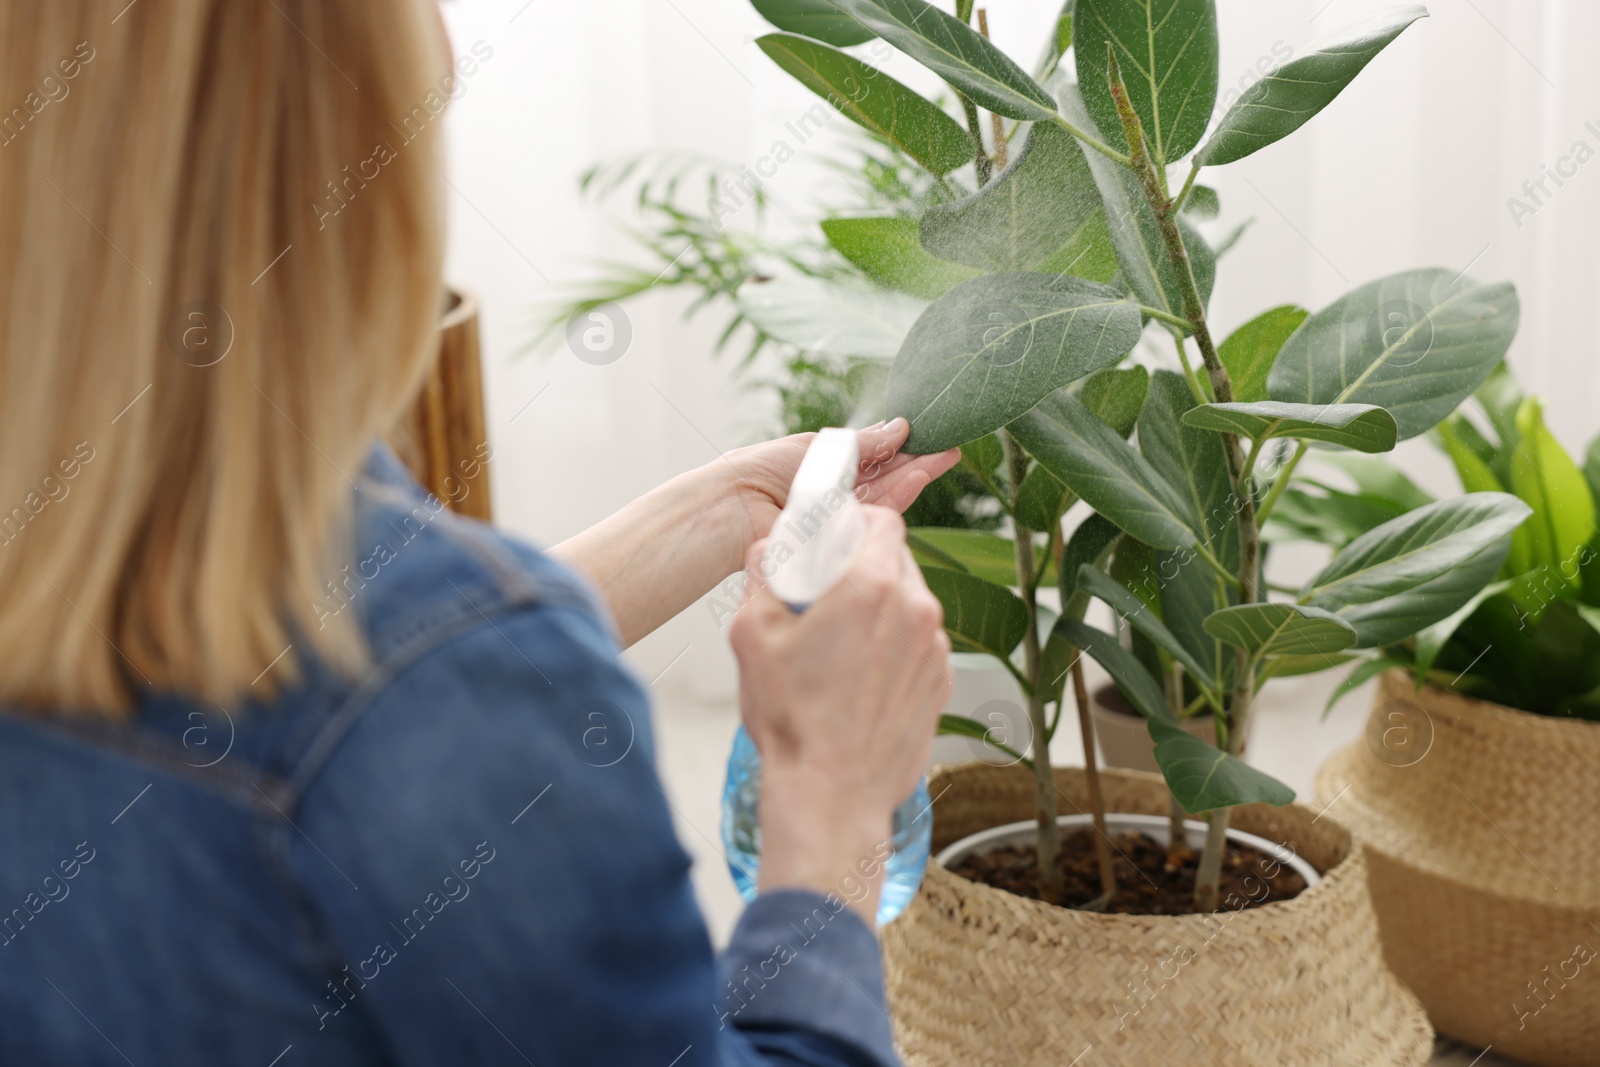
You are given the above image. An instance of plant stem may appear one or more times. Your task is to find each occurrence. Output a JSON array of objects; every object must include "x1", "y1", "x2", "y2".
[
  {"x1": 1001, "y1": 430, "x2": 1062, "y2": 905},
  {"x1": 1071, "y1": 657, "x2": 1118, "y2": 904},
  {"x1": 1104, "y1": 46, "x2": 1262, "y2": 912},
  {"x1": 953, "y1": 0, "x2": 993, "y2": 185},
  {"x1": 1048, "y1": 115, "x2": 1132, "y2": 167},
  {"x1": 976, "y1": 10, "x2": 1010, "y2": 172},
  {"x1": 1171, "y1": 335, "x2": 1212, "y2": 406},
  {"x1": 1163, "y1": 662, "x2": 1195, "y2": 869},
  {"x1": 1139, "y1": 305, "x2": 1195, "y2": 334},
  {"x1": 1172, "y1": 162, "x2": 1201, "y2": 214},
  {"x1": 1255, "y1": 442, "x2": 1307, "y2": 526}
]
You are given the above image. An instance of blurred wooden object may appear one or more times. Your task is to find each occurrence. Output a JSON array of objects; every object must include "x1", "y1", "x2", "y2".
[{"x1": 389, "y1": 289, "x2": 493, "y2": 521}]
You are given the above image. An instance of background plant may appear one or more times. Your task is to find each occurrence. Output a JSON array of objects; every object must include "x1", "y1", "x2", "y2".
[
  {"x1": 736, "y1": 0, "x2": 1533, "y2": 910},
  {"x1": 1283, "y1": 365, "x2": 1600, "y2": 720}
]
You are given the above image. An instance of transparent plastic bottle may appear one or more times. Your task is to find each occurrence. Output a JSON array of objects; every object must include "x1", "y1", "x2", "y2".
[
  {"x1": 717, "y1": 428, "x2": 933, "y2": 926},
  {"x1": 721, "y1": 725, "x2": 933, "y2": 925}
]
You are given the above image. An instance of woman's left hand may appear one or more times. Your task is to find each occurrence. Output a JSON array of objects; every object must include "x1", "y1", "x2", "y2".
[{"x1": 722, "y1": 418, "x2": 961, "y2": 555}]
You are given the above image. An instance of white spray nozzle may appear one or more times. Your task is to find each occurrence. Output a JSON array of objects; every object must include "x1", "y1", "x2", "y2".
[{"x1": 763, "y1": 428, "x2": 865, "y2": 609}]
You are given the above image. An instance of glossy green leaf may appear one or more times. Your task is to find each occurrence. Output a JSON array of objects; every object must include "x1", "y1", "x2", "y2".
[
  {"x1": 1202, "y1": 602, "x2": 1357, "y2": 660},
  {"x1": 1474, "y1": 364, "x2": 1523, "y2": 483},
  {"x1": 1147, "y1": 719, "x2": 1295, "y2": 813},
  {"x1": 1412, "y1": 579, "x2": 1510, "y2": 678},
  {"x1": 1585, "y1": 434, "x2": 1600, "y2": 520},
  {"x1": 822, "y1": 216, "x2": 978, "y2": 298},
  {"x1": 738, "y1": 275, "x2": 926, "y2": 359},
  {"x1": 825, "y1": 0, "x2": 1058, "y2": 121},
  {"x1": 1182, "y1": 401, "x2": 1398, "y2": 453},
  {"x1": 1058, "y1": 514, "x2": 1122, "y2": 606},
  {"x1": 938, "y1": 713, "x2": 1031, "y2": 764},
  {"x1": 1033, "y1": 2, "x2": 1074, "y2": 81},
  {"x1": 910, "y1": 528, "x2": 1049, "y2": 587},
  {"x1": 922, "y1": 566, "x2": 1029, "y2": 659},
  {"x1": 1194, "y1": 6, "x2": 1428, "y2": 167},
  {"x1": 886, "y1": 274, "x2": 1143, "y2": 452},
  {"x1": 1137, "y1": 370, "x2": 1238, "y2": 680},
  {"x1": 1265, "y1": 652, "x2": 1358, "y2": 680},
  {"x1": 1058, "y1": 620, "x2": 1173, "y2": 724},
  {"x1": 919, "y1": 121, "x2": 1104, "y2": 273},
  {"x1": 757, "y1": 34, "x2": 974, "y2": 175},
  {"x1": 752, "y1": 0, "x2": 876, "y2": 45},
  {"x1": 1323, "y1": 656, "x2": 1412, "y2": 715},
  {"x1": 960, "y1": 434, "x2": 1003, "y2": 475},
  {"x1": 1073, "y1": 0, "x2": 1219, "y2": 164},
  {"x1": 1010, "y1": 390, "x2": 1199, "y2": 552},
  {"x1": 1301, "y1": 493, "x2": 1532, "y2": 646},
  {"x1": 1218, "y1": 305, "x2": 1308, "y2": 404},
  {"x1": 1013, "y1": 465, "x2": 1074, "y2": 534},
  {"x1": 1510, "y1": 396, "x2": 1596, "y2": 585},
  {"x1": 1267, "y1": 269, "x2": 1520, "y2": 441},
  {"x1": 1182, "y1": 185, "x2": 1220, "y2": 220},
  {"x1": 1078, "y1": 565, "x2": 1215, "y2": 686},
  {"x1": 1080, "y1": 365, "x2": 1151, "y2": 437},
  {"x1": 1436, "y1": 415, "x2": 1504, "y2": 494}
]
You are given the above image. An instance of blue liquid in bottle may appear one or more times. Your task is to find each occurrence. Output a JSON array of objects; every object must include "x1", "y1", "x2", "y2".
[{"x1": 720, "y1": 725, "x2": 933, "y2": 926}]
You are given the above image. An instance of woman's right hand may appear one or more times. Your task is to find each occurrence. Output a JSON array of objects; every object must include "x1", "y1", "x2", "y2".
[{"x1": 729, "y1": 505, "x2": 953, "y2": 923}]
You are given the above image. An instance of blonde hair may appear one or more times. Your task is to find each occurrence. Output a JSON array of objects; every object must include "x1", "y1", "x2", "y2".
[{"x1": 0, "y1": 1, "x2": 448, "y2": 716}]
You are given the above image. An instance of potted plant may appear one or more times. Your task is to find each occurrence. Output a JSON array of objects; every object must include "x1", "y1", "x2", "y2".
[
  {"x1": 738, "y1": 0, "x2": 1535, "y2": 1062},
  {"x1": 1298, "y1": 367, "x2": 1600, "y2": 1067}
]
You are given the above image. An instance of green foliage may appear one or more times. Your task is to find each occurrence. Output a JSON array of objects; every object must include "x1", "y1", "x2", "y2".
[
  {"x1": 724, "y1": 0, "x2": 1542, "y2": 829},
  {"x1": 1195, "y1": 6, "x2": 1428, "y2": 166},
  {"x1": 1267, "y1": 268, "x2": 1520, "y2": 441},
  {"x1": 757, "y1": 34, "x2": 974, "y2": 175},
  {"x1": 1073, "y1": 0, "x2": 1219, "y2": 164},
  {"x1": 752, "y1": 0, "x2": 876, "y2": 46},
  {"x1": 884, "y1": 275, "x2": 1143, "y2": 452}
]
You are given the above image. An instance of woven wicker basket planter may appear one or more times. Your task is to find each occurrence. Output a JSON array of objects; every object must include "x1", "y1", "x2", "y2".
[
  {"x1": 1316, "y1": 671, "x2": 1600, "y2": 1067},
  {"x1": 881, "y1": 762, "x2": 1432, "y2": 1066}
]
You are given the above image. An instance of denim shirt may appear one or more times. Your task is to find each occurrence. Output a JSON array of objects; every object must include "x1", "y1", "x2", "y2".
[{"x1": 0, "y1": 446, "x2": 900, "y2": 1067}]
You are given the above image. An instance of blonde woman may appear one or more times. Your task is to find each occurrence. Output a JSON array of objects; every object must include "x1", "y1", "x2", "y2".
[{"x1": 0, "y1": 3, "x2": 959, "y2": 1064}]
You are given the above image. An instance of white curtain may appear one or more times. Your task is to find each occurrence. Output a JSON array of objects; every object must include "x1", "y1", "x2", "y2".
[{"x1": 438, "y1": 0, "x2": 1600, "y2": 701}]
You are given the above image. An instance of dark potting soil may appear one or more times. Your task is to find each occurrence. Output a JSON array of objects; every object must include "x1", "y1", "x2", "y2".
[{"x1": 949, "y1": 828, "x2": 1308, "y2": 915}]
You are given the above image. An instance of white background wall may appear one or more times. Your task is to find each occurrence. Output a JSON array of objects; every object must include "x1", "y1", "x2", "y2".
[{"x1": 436, "y1": 0, "x2": 1600, "y2": 707}]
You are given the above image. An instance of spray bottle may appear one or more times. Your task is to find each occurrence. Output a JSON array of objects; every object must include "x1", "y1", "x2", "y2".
[{"x1": 719, "y1": 428, "x2": 933, "y2": 925}]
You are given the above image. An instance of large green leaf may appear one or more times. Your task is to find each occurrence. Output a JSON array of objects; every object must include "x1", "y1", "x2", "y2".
[
  {"x1": 1412, "y1": 579, "x2": 1511, "y2": 678},
  {"x1": 1300, "y1": 493, "x2": 1532, "y2": 646},
  {"x1": 1436, "y1": 415, "x2": 1504, "y2": 494},
  {"x1": 1058, "y1": 620, "x2": 1173, "y2": 724},
  {"x1": 1182, "y1": 401, "x2": 1398, "y2": 453},
  {"x1": 1080, "y1": 365, "x2": 1150, "y2": 436},
  {"x1": 737, "y1": 275, "x2": 926, "y2": 359},
  {"x1": 752, "y1": 0, "x2": 875, "y2": 46},
  {"x1": 886, "y1": 274, "x2": 1142, "y2": 452},
  {"x1": 1010, "y1": 390, "x2": 1199, "y2": 552},
  {"x1": 825, "y1": 0, "x2": 1058, "y2": 121},
  {"x1": 1147, "y1": 720, "x2": 1296, "y2": 813},
  {"x1": 1058, "y1": 514, "x2": 1122, "y2": 606},
  {"x1": 919, "y1": 121, "x2": 1105, "y2": 273},
  {"x1": 757, "y1": 34, "x2": 973, "y2": 175},
  {"x1": 1510, "y1": 396, "x2": 1596, "y2": 585},
  {"x1": 1267, "y1": 269, "x2": 1520, "y2": 441},
  {"x1": 1057, "y1": 86, "x2": 1215, "y2": 316},
  {"x1": 1261, "y1": 485, "x2": 1407, "y2": 548},
  {"x1": 922, "y1": 566, "x2": 1029, "y2": 659},
  {"x1": 1078, "y1": 565, "x2": 1215, "y2": 686},
  {"x1": 1194, "y1": 6, "x2": 1428, "y2": 167},
  {"x1": 1217, "y1": 305, "x2": 1309, "y2": 404},
  {"x1": 1073, "y1": 0, "x2": 1219, "y2": 164},
  {"x1": 822, "y1": 216, "x2": 977, "y2": 298},
  {"x1": 1137, "y1": 370, "x2": 1237, "y2": 681},
  {"x1": 909, "y1": 527, "x2": 1051, "y2": 587},
  {"x1": 1202, "y1": 602, "x2": 1357, "y2": 660}
]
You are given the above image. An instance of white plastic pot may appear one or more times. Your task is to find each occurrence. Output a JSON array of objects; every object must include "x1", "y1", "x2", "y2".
[{"x1": 935, "y1": 811, "x2": 1322, "y2": 887}]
